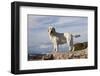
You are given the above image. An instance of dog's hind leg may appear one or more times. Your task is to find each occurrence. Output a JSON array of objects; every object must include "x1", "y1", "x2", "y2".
[
  {"x1": 68, "y1": 44, "x2": 73, "y2": 52},
  {"x1": 67, "y1": 35, "x2": 74, "y2": 52},
  {"x1": 68, "y1": 43, "x2": 74, "y2": 52},
  {"x1": 70, "y1": 45, "x2": 75, "y2": 52}
]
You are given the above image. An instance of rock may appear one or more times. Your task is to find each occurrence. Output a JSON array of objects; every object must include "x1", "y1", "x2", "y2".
[
  {"x1": 42, "y1": 54, "x2": 54, "y2": 60},
  {"x1": 28, "y1": 42, "x2": 88, "y2": 60},
  {"x1": 74, "y1": 42, "x2": 88, "y2": 51}
]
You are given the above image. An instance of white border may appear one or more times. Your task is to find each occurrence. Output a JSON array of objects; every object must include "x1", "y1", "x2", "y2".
[{"x1": 20, "y1": 6, "x2": 95, "y2": 70}]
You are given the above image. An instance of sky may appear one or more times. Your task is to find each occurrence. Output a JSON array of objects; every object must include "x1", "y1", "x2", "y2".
[{"x1": 27, "y1": 15, "x2": 88, "y2": 55}]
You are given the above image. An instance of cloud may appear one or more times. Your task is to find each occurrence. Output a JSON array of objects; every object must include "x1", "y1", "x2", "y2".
[
  {"x1": 28, "y1": 15, "x2": 88, "y2": 32},
  {"x1": 54, "y1": 16, "x2": 88, "y2": 28},
  {"x1": 28, "y1": 15, "x2": 58, "y2": 30}
]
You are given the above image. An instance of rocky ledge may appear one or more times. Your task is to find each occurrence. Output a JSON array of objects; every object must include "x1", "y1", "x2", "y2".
[{"x1": 28, "y1": 42, "x2": 88, "y2": 61}]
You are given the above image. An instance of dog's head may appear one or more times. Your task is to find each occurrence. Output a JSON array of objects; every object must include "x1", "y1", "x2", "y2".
[{"x1": 48, "y1": 26, "x2": 56, "y2": 35}]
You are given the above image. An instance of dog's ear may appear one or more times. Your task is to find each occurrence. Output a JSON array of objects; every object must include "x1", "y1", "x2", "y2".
[{"x1": 52, "y1": 27, "x2": 55, "y2": 32}]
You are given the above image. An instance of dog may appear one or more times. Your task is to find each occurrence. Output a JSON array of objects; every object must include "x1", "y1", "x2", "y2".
[{"x1": 48, "y1": 26, "x2": 80, "y2": 52}]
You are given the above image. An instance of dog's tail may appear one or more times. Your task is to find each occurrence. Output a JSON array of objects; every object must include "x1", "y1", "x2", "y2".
[{"x1": 73, "y1": 34, "x2": 80, "y2": 38}]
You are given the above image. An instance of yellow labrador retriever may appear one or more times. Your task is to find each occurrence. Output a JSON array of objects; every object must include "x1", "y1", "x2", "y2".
[{"x1": 48, "y1": 26, "x2": 80, "y2": 52}]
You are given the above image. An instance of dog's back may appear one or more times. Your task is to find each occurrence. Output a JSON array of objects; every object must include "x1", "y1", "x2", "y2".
[
  {"x1": 52, "y1": 32, "x2": 67, "y2": 44},
  {"x1": 48, "y1": 26, "x2": 80, "y2": 52}
]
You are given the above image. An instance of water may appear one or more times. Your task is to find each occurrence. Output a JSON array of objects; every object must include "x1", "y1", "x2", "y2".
[{"x1": 28, "y1": 44, "x2": 69, "y2": 55}]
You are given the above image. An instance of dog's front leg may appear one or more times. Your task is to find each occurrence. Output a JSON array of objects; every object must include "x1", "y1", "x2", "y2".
[{"x1": 53, "y1": 43, "x2": 58, "y2": 52}]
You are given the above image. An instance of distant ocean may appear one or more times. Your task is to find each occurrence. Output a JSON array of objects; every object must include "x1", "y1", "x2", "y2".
[{"x1": 28, "y1": 44, "x2": 69, "y2": 55}]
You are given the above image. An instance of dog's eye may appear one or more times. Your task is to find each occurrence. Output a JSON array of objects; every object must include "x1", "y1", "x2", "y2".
[{"x1": 50, "y1": 30, "x2": 53, "y2": 33}]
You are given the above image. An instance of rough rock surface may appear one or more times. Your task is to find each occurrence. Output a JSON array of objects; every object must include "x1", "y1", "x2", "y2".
[{"x1": 28, "y1": 42, "x2": 88, "y2": 61}]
